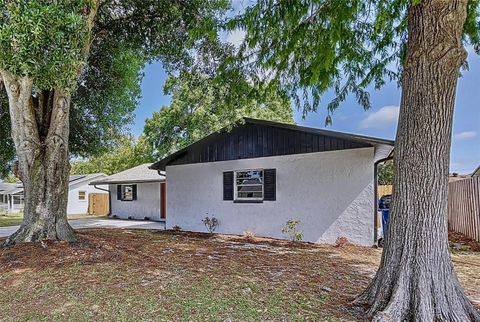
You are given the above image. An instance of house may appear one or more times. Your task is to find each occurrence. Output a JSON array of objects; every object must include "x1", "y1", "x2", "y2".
[
  {"x1": 89, "y1": 164, "x2": 166, "y2": 221},
  {"x1": 449, "y1": 173, "x2": 470, "y2": 182},
  {"x1": 150, "y1": 118, "x2": 394, "y2": 246},
  {"x1": 0, "y1": 182, "x2": 24, "y2": 213},
  {"x1": 0, "y1": 174, "x2": 108, "y2": 214}
]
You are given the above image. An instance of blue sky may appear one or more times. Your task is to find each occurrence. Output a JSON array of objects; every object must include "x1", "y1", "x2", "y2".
[{"x1": 133, "y1": 32, "x2": 480, "y2": 175}]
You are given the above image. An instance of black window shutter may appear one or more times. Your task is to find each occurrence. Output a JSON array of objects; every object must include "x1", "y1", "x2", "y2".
[
  {"x1": 117, "y1": 185, "x2": 122, "y2": 200},
  {"x1": 132, "y1": 185, "x2": 137, "y2": 200},
  {"x1": 264, "y1": 169, "x2": 276, "y2": 201},
  {"x1": 223, "y1": 171, "x2": 234, "y2": 200}
]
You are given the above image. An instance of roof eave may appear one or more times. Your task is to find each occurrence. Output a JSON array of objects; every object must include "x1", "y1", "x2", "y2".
[{"x1": 89, "y1": 178, "x2": 165, "y2": 186}]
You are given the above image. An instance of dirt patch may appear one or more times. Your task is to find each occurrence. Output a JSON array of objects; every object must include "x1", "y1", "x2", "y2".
[
  {"x1": 449, "y1": 230, "x2": 480, "y2": 252},
  {"x1": 0, "y1": 229, "x2": 478, "y2": 321}
]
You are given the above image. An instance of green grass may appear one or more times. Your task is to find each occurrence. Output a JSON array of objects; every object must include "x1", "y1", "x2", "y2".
[
  {"x1": 0, "y1": 213, "x2": 23, "y2": 227},
  {"x1": 0, "y1": 213, "x2": 107, "y2": 227}
]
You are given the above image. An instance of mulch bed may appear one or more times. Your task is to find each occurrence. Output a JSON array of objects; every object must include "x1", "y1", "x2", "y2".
[
  {"x1": 0, "y1": 229, "x2": 478, "y2": 321},
  {"x1": 449, "y1": 230, "x2": 480, "y2": 252}
]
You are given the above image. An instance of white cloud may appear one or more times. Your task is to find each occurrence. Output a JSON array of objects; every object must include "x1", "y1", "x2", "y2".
[
  {"x1": 454, "y1": 131, "x2": 477, "y2": 140},
  {"x1": 360, "y1": 105, "x2": 399, "y2": 129}
]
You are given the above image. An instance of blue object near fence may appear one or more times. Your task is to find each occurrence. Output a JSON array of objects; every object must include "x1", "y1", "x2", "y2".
[{"x1": 381, "y1": 209, "x2": 390, "y2": 241}]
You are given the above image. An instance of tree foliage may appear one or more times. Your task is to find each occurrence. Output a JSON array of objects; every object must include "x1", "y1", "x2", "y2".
[
  {"x1": 70, "y1": 135, "x2": 154, "y2": 175},
  {"x1": 228, "y1": 0, "x2": 480, "y2": 122},
  {"x1": 378, "y1": 160, "x2": 394, "y2": 185},
  {"x1": 0, "y1": 0, "x2": 95, "y2": 90},
  {"x1": 0, "y1": 0, "x2": 229, "y2": 176}
]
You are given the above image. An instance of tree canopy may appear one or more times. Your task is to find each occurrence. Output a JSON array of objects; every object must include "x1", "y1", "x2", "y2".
[
  {"x1": 378, "y1": 161, "x2": 394, "y2": 185},
  {"x1": 70, "y1": 135, "x2": 154, "y2": 175},
  {"x1": 228, "y1": 0, "x2": 480, "y2": 122},
  {"x1": 0, "y1": 0, "x2": 229, "y2": 177}
]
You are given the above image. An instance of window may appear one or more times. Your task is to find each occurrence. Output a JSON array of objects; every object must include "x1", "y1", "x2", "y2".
[
  {"x1": 122, "y1": 185, "x2": 134, "y2": 201},
  {"x1": 117, "y1": 184, "x2": 137, "y2": 201},
  {"x1": 78, "y1": 191, "x2": 86, "y2": 201},
  {"x1": 13, "y1": 195, "x2": 24, "y2": 205},
  {"x1": 235, "y1": 169, "x2": 264, "y2": 201}
]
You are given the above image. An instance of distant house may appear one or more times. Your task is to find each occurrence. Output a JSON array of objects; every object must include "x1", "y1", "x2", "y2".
[
  {"x1": 90, "y1": 164, "x2": 166, "y2": 221},
  {"x1": 0, "y1": 174, "x2": 108, "y2": 214},
  {"x1": 449, "y1": 173, "x2": 470, "y2": 182},
  {"x1": 0, "y1": 182, "x2": 24, "y2": 213},
  {"x1": 150, "y1": 118, "x2": 394, "y2": 246}
]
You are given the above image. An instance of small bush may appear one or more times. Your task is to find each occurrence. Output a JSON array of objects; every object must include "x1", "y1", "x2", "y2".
[
  {"x1": 334, "y1": 237, "x2": 351, "y2": 248},
  {"x1": 202, "y1": 214, "x2": 219, "y2": 233},
  {"x1": 243, "y1": 230, "x2": 255, "y2": 240},
  {"x1": 282, "y1": 219, "x2": 304, "y2": 242}
]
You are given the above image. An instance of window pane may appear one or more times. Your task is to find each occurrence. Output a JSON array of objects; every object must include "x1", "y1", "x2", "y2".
[
  {"x1": 238, "y1": 185, "x2": 262, "y2": 192},
  {"x1": 78, "y1": 191, "x2": 86, "y2": 200},
  {"x1": 235, "y1": 169, "x2": 264, "y2": 200},
  {"x1": 236, "y1": 170, "x2": 263, "y2": 185},
  {"x1": 122, "y1": 185, "x2": 133, "y2": 201},
  {"x1": 238, "y1": 191, "x2": 263, "y2": 199}
]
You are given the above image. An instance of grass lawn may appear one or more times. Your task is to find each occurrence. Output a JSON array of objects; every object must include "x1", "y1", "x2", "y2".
[
  {"x1": 0, "y1": 213, "x2": 108, "y2": 227},
  {"x1": 0, "y1": 229, "x2": 479, "y2": 322}
]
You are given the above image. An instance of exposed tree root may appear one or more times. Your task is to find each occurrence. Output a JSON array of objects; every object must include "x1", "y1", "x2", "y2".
[
  {"x1": 355, "y1": 258, "x2": 480, "y2": 322},
  {"x1": 2, "y1": 220, "x2": 77, "y2": 248}
]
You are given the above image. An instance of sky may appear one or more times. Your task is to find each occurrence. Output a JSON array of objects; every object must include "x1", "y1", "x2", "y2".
[{"x1": 132, "y1": 7, "x2": 480, "y2": 175}]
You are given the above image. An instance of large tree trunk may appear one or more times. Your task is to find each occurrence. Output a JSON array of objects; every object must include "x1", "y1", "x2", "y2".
[
  {"x1": 1, "y1": 70, "x2": 76, "y2": 247},
  {"x1": 355, "y1": 0, "x2": 479, "y2": 321}
]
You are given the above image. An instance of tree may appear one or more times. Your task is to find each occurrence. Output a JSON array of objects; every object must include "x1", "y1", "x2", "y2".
[
  {"x1": 0, "y1": 0, "x2": 228, "y2": 246},
  {"x1": 378, "y1": 161, "x2": 394, "y2": 186},
  {"x1": 71, "y1": 135, "x2": 154, "y2": 175},
  {"x1": 230, "y1": 0, "x2": 480, "y2": 320},
  {"x1": 144, "y1": 71, "x2": 294, "y2": 159}
]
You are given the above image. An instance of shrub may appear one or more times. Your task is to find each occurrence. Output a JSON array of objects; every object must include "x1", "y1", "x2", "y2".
[
  {"x1": 282, "y1": 219, "x2": 304, "y2": 242},
  {"x1": 243, "y1": 230, "x2": 255, "y2": 240},
  {"x1": 202, "y1": 214, "x2": 219, "y2": 233}
]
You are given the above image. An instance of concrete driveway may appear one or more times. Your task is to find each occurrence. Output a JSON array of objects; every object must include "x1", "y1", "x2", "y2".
[{"x1": 0, "y1": 218, "x2": 166, "y2": 238}]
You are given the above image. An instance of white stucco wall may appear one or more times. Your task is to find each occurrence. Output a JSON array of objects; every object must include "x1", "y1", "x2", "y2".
[
  {"x1": 67, "y1": 184, "x2": 108, "y2": 215},
  {"x1": 166, "y1": 147, "x2": 376, "y2": 246},
  {"x1": 109, "y1": 182, "x2": 162, "y2": 221}
]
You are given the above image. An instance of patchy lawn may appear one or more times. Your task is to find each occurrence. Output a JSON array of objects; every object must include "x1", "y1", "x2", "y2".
[
  {"x1": 0, "y1": 230, "x2": 479, "y2": 322},
  {"x1": 0, "y1": 213, "x2": 108, "y2": 227},
  {"x1": 0, "y1": 213, "x2": 23, "y2": 227}
]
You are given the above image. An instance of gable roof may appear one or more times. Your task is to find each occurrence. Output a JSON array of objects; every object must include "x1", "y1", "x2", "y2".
[
  {"x1": 0, "y1": 173, "x2": 107, "y2": 195},
  {"x1": 150, "y1": 118, "x2": 395, "y2": 171},
  {"x1": 89, "y1": 163, "x2": 165, "y2": 185},
  {"x1": 0, "y1": 182, "x2": 23, "y2": 195}
]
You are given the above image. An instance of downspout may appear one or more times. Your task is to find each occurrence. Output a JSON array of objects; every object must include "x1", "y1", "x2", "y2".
[
  {"x1": 374, "y1": 156, "x2": 393, "y2": 245},
  {"x1": 94, "y1": 185, "x2": 111, "y2": 216}
]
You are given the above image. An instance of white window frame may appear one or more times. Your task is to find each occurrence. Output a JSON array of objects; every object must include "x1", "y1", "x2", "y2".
[
  {"x1": 121, "y1": 184, "x2": 134, "y2": 201},
  {"x1": 78, "y1": 191, "x2": 87, "y2": 202},
  {"x1": 234, "y1": 169, "x2": 264, "y2": 201}
]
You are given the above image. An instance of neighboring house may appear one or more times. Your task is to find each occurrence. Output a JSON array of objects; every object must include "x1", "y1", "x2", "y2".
[
  {"x1": 449, "y1": 173, "x2": 470, "y2": 182},
  {"x1": 89, "y1": 164, "x2": 166, "y2": 221},
  {"x1": 0, "y1": 182, "x2": 24, "y2": 213},
  {"x1": 0, "y1": 174, "x2": 108, "y2": 214},
  {"x1": 150, "y1": 118, "x2": 394, "y2": 246}
]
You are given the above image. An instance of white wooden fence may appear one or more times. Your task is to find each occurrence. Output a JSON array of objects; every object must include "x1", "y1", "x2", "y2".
[{"x1": 448, "y1": 176, "x2": 480, "y2": 242}]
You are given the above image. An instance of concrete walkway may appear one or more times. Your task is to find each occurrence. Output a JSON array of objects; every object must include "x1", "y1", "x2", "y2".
[{"x1": 0, "y1": 218, "x2": 166, "y2": 238}]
